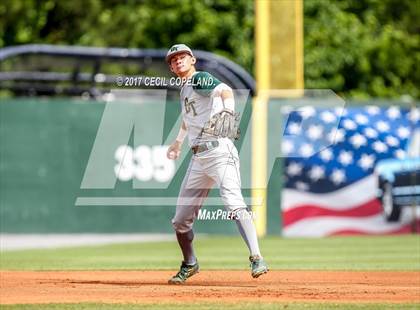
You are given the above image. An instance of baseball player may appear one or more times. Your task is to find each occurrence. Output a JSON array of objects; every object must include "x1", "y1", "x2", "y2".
[{"x1": 165, "y1": 44, "x2": 268, "y2": 284}]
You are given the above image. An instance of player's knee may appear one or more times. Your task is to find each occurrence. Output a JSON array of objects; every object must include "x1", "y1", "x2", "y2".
[
  {"x1": 220, "y1": 189, "x2": 246, "y2": 209},
  {"x1": 171, "y1": 218, "x2": 192, "y2": 234}
]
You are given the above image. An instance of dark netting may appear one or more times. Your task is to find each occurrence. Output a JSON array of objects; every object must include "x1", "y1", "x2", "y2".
[{"x1": 0, "y1": 45, "x2": 255, "y2": 100}]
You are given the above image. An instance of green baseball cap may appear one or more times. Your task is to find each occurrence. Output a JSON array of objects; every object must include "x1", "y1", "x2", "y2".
[{"x1": 166, "y1": 44, "x2": 194, "y2": 63}]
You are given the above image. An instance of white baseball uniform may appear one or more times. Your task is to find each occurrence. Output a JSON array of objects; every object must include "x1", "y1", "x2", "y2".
[{"x1": 171, "y1": 71, "x2": 248, "y2": 233}]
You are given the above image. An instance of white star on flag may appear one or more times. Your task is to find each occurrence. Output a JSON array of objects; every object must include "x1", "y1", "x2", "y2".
[
  {"x1": 355, "y1": 113, "x2": 369, "y2": 125},
  {"x1": 386, "y1": 106, "x2": 401, "y2": 119},
  {"x1": 319, "y1": 148, "x2": 333, "y2": 162},
  {"x1": 349, "y1": 133, "x2": 367, "y2": 149},
  {"x1": 330, "y1": 168, "x2": 346, "y2": 185},
  {"x1": 385, "y1": 135, "x2": 399, "y2": 147},
  {"x1": 408, "y1": 108, "x2": 420, "y2": 122},
  {"x1": 338, "y1": 150, "x2": 353, "y2": 166},
  {"x1": 375, "y1": 120, "x2": 390, "y2": 132},
  {"x1": 295, "y1": 181, "x2": 309, "y2": 191},
  {"x1": 282, "y1": 140, "x2": 294, "y2": 155},
  {"x1": 397, "y1": 126, "x2": 410, "y2": 139},
  {"x1": 328, "y1": 128, "x2": 345, "y2": 144},
  {"x1": 372, "y1": 141, "x2": 388, "y2": 153},
  {"x1": 300, "y1": 143, "x2": 314, "y2": 157},
  {"x1": 308, "y1": 165, "x2": 325, "y2": 182},
  {"x1": 287, "y1": 162, "x2": 303, "y2": 176},
  {"x1": 358, "y1": 154, "x2": 376, "y2": 170},
  {"x1": 343, "y1": 119, "x2": 357, "y2": 130},
  {"x1": 395, "y1": 149, "x2": 406, "y2": 159},
  {"x1": 320, "y1": 111, "x2": 336, "y2": 123},
  {"x1": 288, "y1": 122, "x2": 302, "y2": 135},
  {"x1": 364, "y1": 127, "x2": 378, "y2": 139},
  {"x1": 334, "y1": 107, "x2": 347, "y2": 117},
  {"x1": 366, "y1": 106, "x2": 380, "y2": 115},
  {"x1": 299, "y1": 106, "x2": 316, "y2": 119},
  {"x1": 307, "y1": 125, "x2": 323, "y2": 140}
]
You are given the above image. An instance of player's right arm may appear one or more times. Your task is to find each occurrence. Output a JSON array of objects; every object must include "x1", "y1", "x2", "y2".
[{"x1": 167, "y1": 121, "x2": 187, "y2": 160}]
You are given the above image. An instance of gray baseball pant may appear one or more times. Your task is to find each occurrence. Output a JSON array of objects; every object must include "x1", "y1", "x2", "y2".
[{"x1": 171, "y1": 138, "x2": 261, "y2": 263}]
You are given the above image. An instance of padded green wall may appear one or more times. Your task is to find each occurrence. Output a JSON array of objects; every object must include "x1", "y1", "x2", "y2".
[{"x1": 0, "y1": 98, "x2": 252, "y2": 233}]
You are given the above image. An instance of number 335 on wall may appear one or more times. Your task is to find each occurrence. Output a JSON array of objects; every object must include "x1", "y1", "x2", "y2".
[{"x1": 114, "y1": 145, "x2": 175, "y2": 182}]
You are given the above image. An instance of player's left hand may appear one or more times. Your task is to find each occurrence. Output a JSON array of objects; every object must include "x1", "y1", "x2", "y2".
[{"x1": 167, "y1": 141, "x2": 181, "y2": 160}]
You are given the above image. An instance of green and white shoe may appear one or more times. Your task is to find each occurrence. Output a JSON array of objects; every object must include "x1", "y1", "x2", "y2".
[
  {"x1": 168, "y1": 261, "x2": 200, "y2": 284},
  {"x1": 249, "y1": 255, "x2": 268, "y2": 278}
]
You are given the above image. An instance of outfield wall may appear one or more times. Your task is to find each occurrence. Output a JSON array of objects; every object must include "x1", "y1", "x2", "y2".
[
  {"x1": 1, "y1": 97, "x2": 417, "y2": 235},
  {"x1": 0, "y1": 98, "x2": 252, "y2": 234}
]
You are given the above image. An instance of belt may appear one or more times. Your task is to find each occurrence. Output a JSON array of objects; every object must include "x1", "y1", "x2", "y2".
[{"x1": 191, "y1": 141, "x2": 219, "y2": 154}]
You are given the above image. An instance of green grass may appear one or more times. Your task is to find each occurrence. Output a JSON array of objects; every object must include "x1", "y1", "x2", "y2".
[
  {"x1": 1, "y1": 236, "x2": 419, "y2": 309},
  {"x1": 1, "y1": 303, "x2": 419, "y2": 310},
  {"x1": 1, "y1": 235, "x2": 419, "y2": 271}
]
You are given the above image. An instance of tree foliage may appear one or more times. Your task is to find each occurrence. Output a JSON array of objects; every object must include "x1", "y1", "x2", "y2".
[
  {"x1": 304, "y1": 0, "x2": 420, "y2": 99},
  {"x1": 0, "y1": 0, "x2": 254, "y2": 71},
  {"x1": 0, "y1": 0, "x2": 418, "y2": 99}
]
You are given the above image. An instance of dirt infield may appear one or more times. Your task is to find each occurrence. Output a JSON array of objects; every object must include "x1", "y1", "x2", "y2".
[{"x1": 1, "y1": 270, "x2": 419, "y2": 304}]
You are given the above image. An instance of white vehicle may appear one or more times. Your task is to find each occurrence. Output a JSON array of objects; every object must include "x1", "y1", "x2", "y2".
[{"x1": 374, "y1": 128, "x2": 420, "y2": 222}]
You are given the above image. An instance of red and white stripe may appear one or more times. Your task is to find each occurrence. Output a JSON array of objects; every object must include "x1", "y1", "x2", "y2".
[{"x1": 282, "y1": 175, "x2": 419, "y2": 237}]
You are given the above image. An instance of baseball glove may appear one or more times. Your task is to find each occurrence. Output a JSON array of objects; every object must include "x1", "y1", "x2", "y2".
[{"x1": 202, "y1": 109, "x2": 241, "y2": 140}]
